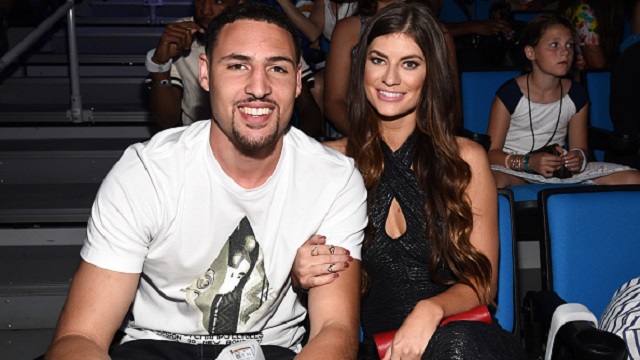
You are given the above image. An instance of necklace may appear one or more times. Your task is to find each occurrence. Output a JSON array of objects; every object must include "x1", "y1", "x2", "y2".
[{"x1": 526, "y1": 73, "x2": 563, "y2": 153}]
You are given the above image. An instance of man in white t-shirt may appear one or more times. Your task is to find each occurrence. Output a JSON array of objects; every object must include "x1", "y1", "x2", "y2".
[{"x1": 46, "y1": 4, "x2": 366, "y2": 360}]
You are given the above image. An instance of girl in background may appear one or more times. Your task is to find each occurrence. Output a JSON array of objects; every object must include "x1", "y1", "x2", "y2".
[{"x1": 487, "y1": 14, "x2": 640, "y2": 187}]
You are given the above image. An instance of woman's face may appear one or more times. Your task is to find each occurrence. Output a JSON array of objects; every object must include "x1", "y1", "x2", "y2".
[{"x1": 364, "y1": 33, "x2": 426, "y2": 124}]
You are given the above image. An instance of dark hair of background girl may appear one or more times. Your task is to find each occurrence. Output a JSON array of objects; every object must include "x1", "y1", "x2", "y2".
[{"x1": 346, "y1": 1, "x2": 493, "y2": 304}]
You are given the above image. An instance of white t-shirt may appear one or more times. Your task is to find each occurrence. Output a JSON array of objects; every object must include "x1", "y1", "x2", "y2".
[
  {"x1": 169, "y1": 17, "x2": 211, "y2": 126},
  {"x1": 80, "y1": 121, "x2": 367, "y2": 351},
  {"x1": 323, "y1": 0, "x2": 357, "y2": 41}
]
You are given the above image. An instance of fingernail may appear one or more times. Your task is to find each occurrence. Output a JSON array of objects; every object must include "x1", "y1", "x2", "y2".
[
  {"x1": 344, "y1": 261, "x2": 350, "y2": 268},
  {"x1": 346, "y1": 250, "x2": 350, "y2": 256},
  {"x1": 333, "y1": 273, "x2": 339, "y2": 278},
  {"x1": 348, "y1": 256, "x2": 353, "y2": 261},
  {"x1": 320, "y1": 236, "x2": 326, "y2": 240}
]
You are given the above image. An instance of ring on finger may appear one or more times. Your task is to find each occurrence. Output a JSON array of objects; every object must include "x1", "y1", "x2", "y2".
[
  {"x1": 329, "y1": 245, "x2": 335, "y2": 255},
  {"x1": 311, "y1": 244, "x2": 320, "y2": 256},
  {"x1": 327, "y1": 264, "x2": 335, "y2": 273}
]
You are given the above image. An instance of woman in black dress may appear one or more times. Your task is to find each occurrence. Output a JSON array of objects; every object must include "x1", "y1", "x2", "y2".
[{"x1": 295, "y1": 2, "x2": 527, "y2": 359}]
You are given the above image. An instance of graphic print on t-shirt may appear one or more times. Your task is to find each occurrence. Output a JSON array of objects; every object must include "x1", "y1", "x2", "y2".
[{"x1": 184, "y1": 216, "x2": 270, "y2": 334}]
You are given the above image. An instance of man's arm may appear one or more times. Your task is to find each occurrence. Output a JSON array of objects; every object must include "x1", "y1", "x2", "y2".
[
  {"x1": 150, "y1": 71, "x2": 184, "y2": 130},
  {"x1": 296, "y1": 260, "x2": 361, "y2": 360},
  {"x1": 149, "y1": 20, "x2": 202, "y2": 129},
  {"x1": 296, "y1": 160, "x2": 366, "y2": 359},
  {"x1": 45, "y1": 261, "x2": 140, "y2": 360}
]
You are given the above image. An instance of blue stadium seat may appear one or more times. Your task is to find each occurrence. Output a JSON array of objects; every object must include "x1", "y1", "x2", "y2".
[
  {"x1": 539, "y1": 185, "x2": 640, "y2": 318},
  {"x1": 495, "y1": 189, "x2": 519, "y2": 334},
  {"x1": 585, "y1": 71, "x2": 639, "y2": 163},
  {"x1": 521, "y1": 185, "x2": 640, "y2": 359},
  {"x1": 461, "y1": 70, "x2": 520, "y2": 135},
  {"x1": 585, "y1": 71, "x2": 612, "y2": 162}
]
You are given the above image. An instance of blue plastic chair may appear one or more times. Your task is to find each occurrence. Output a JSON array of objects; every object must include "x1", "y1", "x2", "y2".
[
  {"x1": 585, "y1": 71, "x2": 612, "y2": 162},
  {"x1": 585, "y1": 71, "x2": 640, "y2": 164},
  {"x1": 461, "y1": 70, "x2": 520, "y2": 135},
  {"x1": 540, "y1": 185, "x2": 640, "y2": 319},
  {"x1": 496, "y1": 189, "x2": 519, "y2": 334}
]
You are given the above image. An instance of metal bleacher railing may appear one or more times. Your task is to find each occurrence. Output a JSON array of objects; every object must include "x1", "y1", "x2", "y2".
[
  {"x1": 0, "y1": 0, "x2": 89, "y2": 123},
  {"x1": 0, "y1": 2, "x2": 188, "y2": 358}
]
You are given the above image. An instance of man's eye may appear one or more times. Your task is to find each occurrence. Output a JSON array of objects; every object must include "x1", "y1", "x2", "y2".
[
  {"x1": 272, "y1": 66, "x2": 288, "y2": 73},
  {"x1": 228, "y1": 64, "x2": 247, "y2": 70}
]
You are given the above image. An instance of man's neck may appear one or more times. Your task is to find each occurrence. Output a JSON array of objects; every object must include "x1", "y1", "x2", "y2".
[{"x1": 209, "y1": 122, "x2": 284, "y2": 190}]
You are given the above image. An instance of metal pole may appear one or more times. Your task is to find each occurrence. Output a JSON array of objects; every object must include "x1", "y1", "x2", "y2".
[
  {"x1": 0, "y1": 0, "x2": 74, "y2": 72},
  {"x1": 66, "y1": 0, "x2": 84, "y2": 123}
]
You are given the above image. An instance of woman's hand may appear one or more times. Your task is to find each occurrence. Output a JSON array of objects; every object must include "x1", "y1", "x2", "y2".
[
  {"x1": 528, "y1": 152, "x2": 564, "y2": 178},
  {"x1": 382, "y1": 300, "x2": 443, "y2": 360},
  {"x1": 562, "y1": 149, "x2": 585, "y2": 173},
  {"x1": 291, "y1": 235, "x2": 353, "y2": 292}
]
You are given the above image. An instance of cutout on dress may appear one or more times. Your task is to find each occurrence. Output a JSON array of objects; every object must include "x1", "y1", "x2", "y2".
[{"x1": 385, "y1": 198, "x2": 407, "y2": 240}]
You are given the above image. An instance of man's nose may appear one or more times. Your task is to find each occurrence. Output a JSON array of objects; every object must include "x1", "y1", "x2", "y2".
[{"x1": 245, "y1": 68, "x2": 272, "y2": 99}]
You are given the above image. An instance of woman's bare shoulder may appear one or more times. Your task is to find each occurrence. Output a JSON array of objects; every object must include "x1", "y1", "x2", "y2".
[{"x1": 456, "y1": 136, "x2": 489, "y2": 167}]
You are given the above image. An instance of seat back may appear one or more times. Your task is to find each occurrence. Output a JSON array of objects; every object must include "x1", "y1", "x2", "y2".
[
  {"x1": 585, "y1": 71, "x2": 612, "y2": 161},
  {"x1": 461, "y1": 71, "x2": 520, "y2": 135},
  {"x1": 496, "y1": 189, "x2": 519, "y2": 334},
  {"x1": 540, "y1": 185, "x2": 640, "y2": 319}
]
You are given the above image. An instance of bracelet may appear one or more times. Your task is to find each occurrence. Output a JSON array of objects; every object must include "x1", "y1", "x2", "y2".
[
  {"x1": 504, "y1": 154, "x2": 511, "y2": 169},
  {"x1": 570, "y1": 148, "x2": 588, "y2": 172},
  {"x1": 523, "y1": 154, "x2": 534, "y2": 174},
  {"x1": 145, "y1": 48, "x2": 172, "y2": 73}
]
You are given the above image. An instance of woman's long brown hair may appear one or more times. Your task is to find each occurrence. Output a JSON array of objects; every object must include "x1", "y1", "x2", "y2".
[{"x1": 346, "y1": 2, "x2": 493, "y2": 304}]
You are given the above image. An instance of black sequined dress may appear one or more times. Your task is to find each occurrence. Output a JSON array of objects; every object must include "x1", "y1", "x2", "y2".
[{"x1": 359, "y1": 133, "x2": 526, "y2": 360}]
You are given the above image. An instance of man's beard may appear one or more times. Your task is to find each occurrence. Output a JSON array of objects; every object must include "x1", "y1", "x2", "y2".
[{"x1": 229, "y1": 101, "x2": 281, "y2": 153}]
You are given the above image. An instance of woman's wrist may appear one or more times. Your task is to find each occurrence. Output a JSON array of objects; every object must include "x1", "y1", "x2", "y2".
[
  {"x1": 570, "y1": 148, "x2": 587, "y2": 172},
  {"x1": 415, "y1": 298, "x2": 445, "y2": 324},
  {"x1": 506, "y1": 154, "x2": 526, "y2": 172}
]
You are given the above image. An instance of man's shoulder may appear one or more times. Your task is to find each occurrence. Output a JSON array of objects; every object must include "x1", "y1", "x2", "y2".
[
  {"x1": 285, "y1": 128, "x2": 356, "y2": 171},
  {"x1": 131, "y1": 121, "x2": 209, "y2": 162}
]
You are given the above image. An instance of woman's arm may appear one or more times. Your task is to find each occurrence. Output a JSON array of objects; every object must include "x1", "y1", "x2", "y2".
[
  {"x1": 564, "y1": 102, "x2": 589, "y2": 172},
  {"x1": 275, "y1": 0, "x2": 325, "y2": 42},
  {"x1": 580, "y1": 44, "x2": 607, "y2": 69},
  {"x1": 382, "y1": 139, "x2": 499, "y2": 360},
  {"x1": 486, "y1": 96, "x2": 511, "y2": 165},
  {"x1": 323, "y1": 16, "x2": 361, "y2": 135}
]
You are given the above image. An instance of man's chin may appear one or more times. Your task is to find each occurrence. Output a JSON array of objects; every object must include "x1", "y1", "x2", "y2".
[{"x1": 233, "y1": 130, "x2": 280, "y2": 154}]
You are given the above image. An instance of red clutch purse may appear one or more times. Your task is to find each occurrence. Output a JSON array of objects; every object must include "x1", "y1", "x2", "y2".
[{"x1": 372, "y1": 304, "x2": 491, "y2": 359}]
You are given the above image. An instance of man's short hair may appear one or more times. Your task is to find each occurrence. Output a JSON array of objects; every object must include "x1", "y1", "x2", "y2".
[{"x1": 204, "y1": 3, "x2": 301, "y2": 65}]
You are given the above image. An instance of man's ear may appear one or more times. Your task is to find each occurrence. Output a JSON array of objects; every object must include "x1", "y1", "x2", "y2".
[
  {"x1": 524, "y1": 45, "x2": 535, "y2": 61},
  {"x1": 295, "y1": 62, "x2": 302, "y2": 98},
  {"x1": 199, "y1": 53, "x2": 210, "y2": 92}
]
